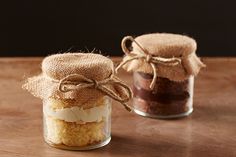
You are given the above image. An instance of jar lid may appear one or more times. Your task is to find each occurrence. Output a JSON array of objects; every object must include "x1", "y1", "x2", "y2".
[
  {"x1": 117, "y1": 33, "x2": 205, "y2": 88},
  {"x1": 130, "y1": 33, "x2": 196, "y2": 58},
  {"x1": 23, "y1": 53, "x2": 132, "y2": 111},
  {"x1": 42, "y1": 53, "x2": 114, "y2": 81}
]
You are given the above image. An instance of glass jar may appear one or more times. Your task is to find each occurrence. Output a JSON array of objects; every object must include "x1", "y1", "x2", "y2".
[
  {"x1": 132, "y1": 72, "x2": 194, "y2": 119},
  {"x1": 43, "y1": 96, "x2": 111, "y2": 150},
  {"x1": 23, "y1": 53, "x2": 132, "y2": 150}
]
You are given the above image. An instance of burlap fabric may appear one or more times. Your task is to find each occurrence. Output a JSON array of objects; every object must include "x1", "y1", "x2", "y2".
[
  {"x1": 117, "y1": 33, "x2": 205, "y2": 83},
  {"x1": 23, "y1": 53, "x2": 132, "y2": 110}
]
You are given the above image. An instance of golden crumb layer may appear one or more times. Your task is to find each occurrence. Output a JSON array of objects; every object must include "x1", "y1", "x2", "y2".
[{"x1": 44, "y1": 116, "x2": 107, "y2": 147}]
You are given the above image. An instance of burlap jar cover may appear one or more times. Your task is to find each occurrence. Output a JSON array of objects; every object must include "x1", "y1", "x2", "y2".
[
  {"x1": 23, "y1": 53, "x2": 132, "y2": 111},
  {"x1": 116, "y1": 33, "x2": 206, "y2": 89}
]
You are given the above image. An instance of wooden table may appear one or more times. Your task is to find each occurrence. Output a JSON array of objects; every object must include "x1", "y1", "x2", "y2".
[{"x1": 0, "y1": 57, "x2": 235, "y2": 157}]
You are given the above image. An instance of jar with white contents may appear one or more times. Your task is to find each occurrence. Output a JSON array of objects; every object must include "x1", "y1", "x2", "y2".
[{"x1": 23, "y1": 53, "x2": 132, "y2": 150}]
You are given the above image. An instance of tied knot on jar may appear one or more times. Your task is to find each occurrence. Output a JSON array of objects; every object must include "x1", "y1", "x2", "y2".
[
  {"x1": 58, "y1": 73, "x2": 133, "y2": 111},
  {"x1": 58, "y1": 74, "x2": 103, "y2": 92},
  {"x1": 145, "y1": 54, "x2": 152, "y2": 63},
  {"x1": 116, "y1": 36, "x2": 182, "y2": 89}
]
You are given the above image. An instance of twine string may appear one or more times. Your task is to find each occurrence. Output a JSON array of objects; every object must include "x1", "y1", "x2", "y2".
[
  {"x1": 116, "y1": 36, "x2": 181, "y2": 89},
  {"x1": 58, "y1": 73, "x2": 133, "y2": 112}
]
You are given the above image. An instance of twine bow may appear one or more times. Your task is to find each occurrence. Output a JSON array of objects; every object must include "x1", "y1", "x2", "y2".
[
  {"x1": 58, "y1": 73, "x2": 133, "y2": 112},
  {"x1": 116, "y1": 36, "x2": 182, "y2": 89}
]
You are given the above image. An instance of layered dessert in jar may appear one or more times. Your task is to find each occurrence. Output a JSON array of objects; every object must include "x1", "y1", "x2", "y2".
[
  {"x1": 23, "y1": 53, "x2": 132, "y2": 150},
  {"x1": 116, "y1": 33, "x2": 205, "y2": 119}
]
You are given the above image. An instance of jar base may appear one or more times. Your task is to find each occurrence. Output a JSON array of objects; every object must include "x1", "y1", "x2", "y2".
[
  {"x1": 44, "y1": 137, "x2": 111, "y2": 150},
  {"x1": 133, "y1": 108, "x2": 193, "y2": 119}
]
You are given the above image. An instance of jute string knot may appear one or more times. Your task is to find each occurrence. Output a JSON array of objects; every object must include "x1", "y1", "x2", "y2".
[
  {"x1": 146, "y1": 54, "x2": 152, "y2": 63},
  {"x1": 116, "y1": 36, "x2": 182, "y2": 89},
  {"x1": 58, "y1": 73, "x2": 133, "y2": 112}
]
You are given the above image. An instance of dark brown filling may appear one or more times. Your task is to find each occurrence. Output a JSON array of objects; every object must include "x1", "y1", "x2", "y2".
[
  {"x1": 133, "y1": 85, "x2": 189, "y2": 104},
  {"x1": 133, "y1": 72, "x2": 192, "y2": 116}
]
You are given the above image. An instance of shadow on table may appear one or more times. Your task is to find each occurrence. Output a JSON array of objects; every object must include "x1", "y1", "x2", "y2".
[{"x1": 95, "y1": 134, "x2": 186, "y2": 157}]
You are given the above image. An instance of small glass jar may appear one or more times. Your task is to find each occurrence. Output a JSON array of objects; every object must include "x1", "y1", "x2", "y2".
[
  {"x1": 43, "y1": 96, "x2": 111, "y2": 150},
  {"x1": 132, "y1": 72, "x2": 194, "y2": 119},
  {"x1": 117, "y1": 34, "x2": 205, "y2": 119}
]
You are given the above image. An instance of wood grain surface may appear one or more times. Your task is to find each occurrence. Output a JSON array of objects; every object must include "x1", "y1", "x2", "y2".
[{"x1": 0, "y1": 57, "x2": 235, "y2": 157}]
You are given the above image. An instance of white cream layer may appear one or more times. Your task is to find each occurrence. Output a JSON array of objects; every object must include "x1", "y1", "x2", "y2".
[{"x1": 43, "y1": 102, "x2": 110, "y2": 123}]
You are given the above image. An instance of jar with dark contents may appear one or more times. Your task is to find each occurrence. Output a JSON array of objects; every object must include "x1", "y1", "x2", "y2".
[
  {"x1": 133, "y1": 72, "x2": 194, "y2": 118},
  {"x1": 116, "y1": 33, "x2": 205, "y2": 119}
]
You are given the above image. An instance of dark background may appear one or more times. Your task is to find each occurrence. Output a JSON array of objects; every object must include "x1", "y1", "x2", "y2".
[{"x1": 0, "y1": 0, "x2": 236, "y2": 57}]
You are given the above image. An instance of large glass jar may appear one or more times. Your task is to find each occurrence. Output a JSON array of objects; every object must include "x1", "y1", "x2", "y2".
[
  {"x1": 23, "y1": 53, "x2": 132, "y2": 150},
  {"x1": 43, "y1": 96, "x2": 111, "y2": 150},
  {"x1": 132, "y1": 72, "x2": 194, "y2": 119}
]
